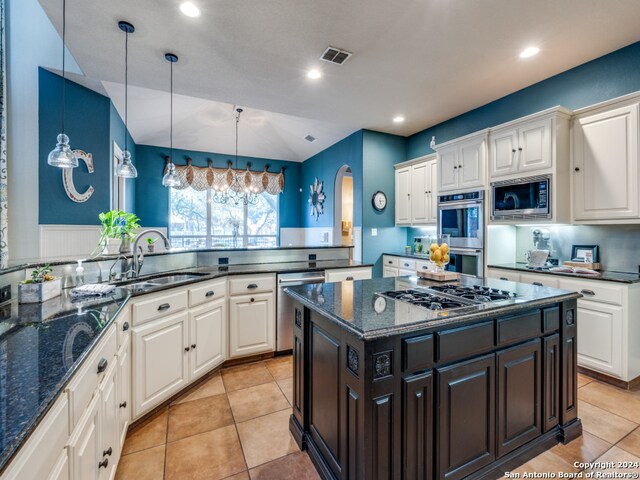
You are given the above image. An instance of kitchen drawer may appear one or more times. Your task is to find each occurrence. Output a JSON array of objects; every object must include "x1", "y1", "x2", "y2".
[
  {"x1": 325, "y1": 267, "x2": 372, "y2": 283},
  {"x1": 383, "y1": 255, "x2": 399, "y2": 268},
  {"x1": 519, "y1": 272, "x2": 560, "y2": 289},
  {"x1": 496, "y1": 310, "x2": 542, "y2": 346},
  {"x1": 132, "y1": 289, "x2": 188, "y2": 325},
  {"x1": 402, "y1": 334, "x2": 434, "y2": 372},
  {"x1": 399, "y1": 269, "x2": 415, "y2": 277},
  {"x1": 116, "y1": 305, "x2": 131, "y2": 350},
  {"x1": 416, "y1": 260, "x2": 434, "y2": 273},
  {"x1": 487, "y1": 268, "x2": 521, "y2": 283},
  {"x1": 228, "y1": 274, "x2": 275, "y2": 296},
  {"x1": 398, "y1": 258, "x2": 416, "y2": 270},
  {"x1": 436, "y1": 321, "x2": 495, "y2": 364},
  {"x1": 66, "y1": 324, "x2": 117, "y2": 430},
  {"x1": 189, "y1": 278, "x2": 226, "y2": 307},
  {"x1": 559, "y1": 279, "x2": 623, "y2": 306}
]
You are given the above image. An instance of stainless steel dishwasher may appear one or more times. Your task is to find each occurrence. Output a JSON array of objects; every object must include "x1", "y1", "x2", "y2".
[{"x1": 276, "y1": 271, "x2": 325, "y2": 352}]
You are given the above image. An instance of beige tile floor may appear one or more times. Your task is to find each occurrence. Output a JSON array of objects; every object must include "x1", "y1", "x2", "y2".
[{"x1": 116, "y1": 358, "x2": 640, "y2": 480}]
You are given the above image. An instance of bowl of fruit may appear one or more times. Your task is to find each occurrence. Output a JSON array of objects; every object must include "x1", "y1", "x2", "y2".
[{"x1": 429, "y1": 235, "x2": 450, "y2": 272}]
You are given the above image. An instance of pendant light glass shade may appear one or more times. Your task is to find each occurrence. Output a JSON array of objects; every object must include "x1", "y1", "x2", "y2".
[
  {"x1": 162, "y1": 162, "x2": 180, "y2": 187},
  {"x1": 116, "y1": 149, "x2": 138, "y2": 178},
  {"x1": 48, "y1": 133, "x2": 78, "y2": 168},
  {"x1": 48, "y1": 0, "x2": 78, "y2": 169}
]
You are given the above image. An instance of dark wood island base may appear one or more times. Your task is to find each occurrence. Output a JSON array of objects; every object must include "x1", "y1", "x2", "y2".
[{"x1": 287, "y1": 285, "x2": 582, "y2": 480}]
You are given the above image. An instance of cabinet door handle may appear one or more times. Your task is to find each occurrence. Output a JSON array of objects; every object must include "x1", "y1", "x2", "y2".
[
  {"x1": 533, "y1": 282, "x2": 544, "y2": 286},
  {"x1": 205, "y1": 290, "x2": 215, "y2": 297},
  {"x1": 574, "y1": 167, "x2": 580, "y2": 172},
  {"x1": 97, "y1": 358, "x2": 108, "y2": 374},
  {"x1": 580, "y1": 289, "x2": 596, "y2": 296},
  {"x1": 158, "y1": 303, "x2": 171, "y2": 311},
  {"x1": 191, "y1": 344, "x2": 196, "y2": 349},
  {"x1": 247, "y1": 284, "x2": 258, "y2": 290},
  {"x1": 119, "y1": 401, "x2": 127, "y2": 409},
  {"x1": 184, "y1": 347, "x2": 190, "y2": 352},
  {"x1": 98, "y1": 459, "x2": 109, "y2": 469},
  {"x1": 103, "y1": 447, "x2": 113, "y2": 457},
  {"x1": 346, "y1": 276, "x2": 354, "y2": 281},
  {"x1": 122, "y1": 321, "x2": 129, "y2": 332}
]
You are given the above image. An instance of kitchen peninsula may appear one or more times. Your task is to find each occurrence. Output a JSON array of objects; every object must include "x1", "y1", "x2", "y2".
[{"x1": 285, "y1": 277, "x2": 582, "y2": 480}]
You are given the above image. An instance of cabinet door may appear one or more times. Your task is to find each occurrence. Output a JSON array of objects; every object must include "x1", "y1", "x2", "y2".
[
  {"x1": 117, "y1": 344, "x2": 131, "y2": 450},
  {"x1": 396, "y1": 167, "x2": 412, "y2": 225},
  {"x1": 497, "y1": 340, "x2": 542, "y2": 457},
  {"x1": 518, "y1": 117, "x2": 552, "y2": 172},
  {"x1": 428, "y1": 160, "x2": 438, "y2": 223},
  {"x1": 411, "y1": 162, "x2": 429, "y2": 224},
  {"x1": 576, "y1": 301, "x2": 623, "y2": 377},
  {"x1": 99, "y1": 363, "x2": 119, "y2": 480},
  {"x1": 229, "y1": 292, "x2": 275, "y2": 358},
  {"x1": 47, "y1": 450, "x2": 70, "y2": 480},
  {"x1": 543, "y1": 334, "x2": 560, "y2": 433},
  {"x1": 437, "y1": 354, "x2": 495, "y2": 480},
  {"x1": 132, "y1": 312, "x2": 189, "y2": 418},
  {"x1": 458, "y1": 138, "x2": 486, "y2": 189},
  {"x1": 438, "y1": 147, "x2": 458, "y2": 192},
  {"x1": 189, "y1": 298, "x2": 226, "y2": 380},
  {"x1": 490, "y1": 128, "x2": 519, "y2": 178},
  {"x1": 383, "y1": 266, "x2": 399, "y2": 278},
  {"x1": 68, "y1": 395, "x2": 101, "y2": 480},
  {"x1": 573, "y1": 103, "x2": 639, "y2": 220},
  {"x1": 403, "y1": 372, "x2": 433, "y2": 480}
]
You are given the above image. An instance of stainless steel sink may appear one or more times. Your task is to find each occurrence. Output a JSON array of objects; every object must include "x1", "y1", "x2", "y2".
[
  {"x1": 115, "y1": 272, "x2": 209, "y2": 291},
  {"x1": 145, "y1": 274, "x2": 207, "y2": 285}
]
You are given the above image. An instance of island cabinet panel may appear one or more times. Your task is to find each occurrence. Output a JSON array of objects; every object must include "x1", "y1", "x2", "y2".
[
  {"x1": 435, "y1": 321, "x2": 494, "y2": 365},
  {"x1": 402, "y1": 372, "x2": 433, "y2": 480},
  {"x1": 543, "y1": 334, "x2": 560, "y2": 432},
  {"x1": 436, "y1": 354, "x2": 496, "y2": 480},
  {"x1": 496, "y1": 309, "x2": 542, "y2": 346},
  {"x1": 496, "y1": 339, "x2": 542, "y2": 457},
  {"x1": 292, "y1": 306, "x2": 305, "y2": 427},
  {"x1": 560, "y1": 301, "x2": 579, "y2": 434},
  {"x1": 372, "y1": 394, "x2": 393, "y2": 480}
]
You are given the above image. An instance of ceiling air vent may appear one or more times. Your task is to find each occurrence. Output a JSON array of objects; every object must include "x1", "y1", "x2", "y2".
[
  {"x1": 304, "y1": 135, "x2": 317, "y2": 143},
  {"x1": 320, "y1": 46, "x2": 352, "y2": 65}
]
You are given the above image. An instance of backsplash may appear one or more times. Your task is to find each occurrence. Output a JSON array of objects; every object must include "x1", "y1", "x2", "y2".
[{"x1": 515, "y1": 225, "x2": 640, "y2": 273}]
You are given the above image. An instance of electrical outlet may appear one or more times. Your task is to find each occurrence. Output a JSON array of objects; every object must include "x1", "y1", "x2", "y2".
[
  {"x1": 0, "y1": 285, "x2": 11, "y2": 304},
  {"x1": 371, "y1": 228, "x2": 378, "y2": 237}
]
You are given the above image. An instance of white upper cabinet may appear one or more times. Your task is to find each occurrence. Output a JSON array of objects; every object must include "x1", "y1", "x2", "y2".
[
  {"x1": 572, "y1": 101, "x2": 639, "y2": 222},
  {"x1": 518, "y1": 117, "x2": 552, "y2": 172},
  {"x1": 490, "y1": 129, "x2": 519, "y2": 177},
  {"x1": 394, "y1": 155, "x2": 437, "y2": 226},
  {"x1": 436, "y1": 131, "x2": 488, "y2": 193}
]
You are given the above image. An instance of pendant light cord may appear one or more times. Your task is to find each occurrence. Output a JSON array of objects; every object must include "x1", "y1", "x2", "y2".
[
  {"x1": 170, "y1": 60, "x2": 173, "y2": 162},
  {"x1": 124, "y1": 29, "x2": 128, "y2": 153},
  {"x1": 61, "y1": 0, "x2": 66, "y2": 134}
]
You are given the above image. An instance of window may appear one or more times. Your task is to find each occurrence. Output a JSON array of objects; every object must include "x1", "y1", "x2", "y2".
[{"x1": 169, "y1": 189, "x2": 279, "y2": 249}]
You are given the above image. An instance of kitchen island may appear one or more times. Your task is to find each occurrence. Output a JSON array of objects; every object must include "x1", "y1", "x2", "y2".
[{"x1": 285, "y1": 276, "x2": 582, "y2": 480}]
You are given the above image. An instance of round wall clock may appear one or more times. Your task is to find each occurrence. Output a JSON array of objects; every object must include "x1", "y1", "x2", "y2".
[{"x1": 372, "y1": 191, "x2": 387, "y2": 212}]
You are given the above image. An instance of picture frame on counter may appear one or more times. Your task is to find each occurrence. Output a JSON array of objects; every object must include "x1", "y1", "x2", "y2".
[{"x1": 571, "y1": 244, "x2": 599, "y2": 263}]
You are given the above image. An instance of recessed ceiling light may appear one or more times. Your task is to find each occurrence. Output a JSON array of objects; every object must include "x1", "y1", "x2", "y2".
[
  {"x1": 520, "y1": 46, "x2": 540, "y2": 58},
  {"x1": 393, "y1": 116, "x2": 405, "y2": 123},
  {"x1": 180, "y1": 2, "x2": 201, "y2": 17},
  {"x1": 307, "y1": 69, "x2": 322, "y2": 80}
]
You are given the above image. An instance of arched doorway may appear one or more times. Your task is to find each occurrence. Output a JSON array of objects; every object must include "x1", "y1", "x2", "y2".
[{"x1": 334, "y1": 165, "x2": 353, "y2": 246}]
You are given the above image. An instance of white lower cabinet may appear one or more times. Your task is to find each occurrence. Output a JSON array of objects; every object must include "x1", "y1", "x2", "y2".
[
  {"x1": 116, "y1": 343, "x2": 131, "y2": 450},
  {"x1": 229, "y1": 292, "x2": 275, "y2": 358},
  {"x1": 68, "y1": 395, "x2": 101, "y2": 480},
  {"x1": 383, "y1": 266, "x2": 399, "y2": 278},
  {"x1": 189, "y1": 298, "x2": 226, "y2": 380},
  {"x1": 132, "y1": 312, "x2": 189, "y2": 418},
  {"x1": 575, "y1": 301, "x2": 623, "y2": 377},
  {"x1": 48, "y1": 450, "x2": 70, "y2": 480},
  {"x1": 324, "y1": 267, "x2": 372, "y2": 283},
  {"x1": 518, "y1": 272, "x2": 560, "y2": 288},
  {"x1": 99, "y1": 363, "x2": 120, "y2": 480}
]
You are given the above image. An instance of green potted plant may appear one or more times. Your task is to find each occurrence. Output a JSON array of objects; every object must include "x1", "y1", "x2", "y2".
[
  {"x1": 98, "y1": 210, "x2": 141, "y2": 255},
  {"x1": 146, "y1": 237, "x2": 158, "y2": 253},
  {"x1": 19, "y1": 265, "x2": 61, "y2": 303}
]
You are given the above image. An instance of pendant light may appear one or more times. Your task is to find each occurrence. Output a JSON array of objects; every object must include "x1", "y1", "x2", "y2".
[
  {"x1": 227, "y1": 108, "x2": 258, "y2": 206},
  {"x1": 115, "y1": 21, "x2": 137, "y2": 178},
  {"x1": 162, "y1": 53, "x2": 181, "y2": 188},
  {"x1": 47, "y1": 0, "x2": 78, "y2": 168}
]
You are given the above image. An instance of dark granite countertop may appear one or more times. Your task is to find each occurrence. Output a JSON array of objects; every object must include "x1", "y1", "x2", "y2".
[
  {"x1": 488, "y1": 263, "x2": 640, "y2": 284},
  {"x1": 0, "y1": 258, "x2": 371, "y2": 472},
  {"x1": 285, "y1": 276, "x2": 580, "y2": 341}
]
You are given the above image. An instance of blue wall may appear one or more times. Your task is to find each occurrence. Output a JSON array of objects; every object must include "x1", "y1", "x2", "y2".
[
  {"x1": 407, "y1": 41, "x2": 640, "y2": 159},
  {"x1": 39, "y1": 68, "x2": 112, "y2": 224},
  {"x1": 134, "y1": 145, "x2": 301, "y2": 229},
  {"x1": 300, "y1": 131, "x2": 363, "y2": 228},
  {"x1": 362, "y1": 130, "x2": 408, "y2": 276}
]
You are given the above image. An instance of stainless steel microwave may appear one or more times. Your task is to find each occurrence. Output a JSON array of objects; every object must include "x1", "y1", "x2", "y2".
[{"x1": 491, "y1": 175, "x2": 551, "y2": 220}]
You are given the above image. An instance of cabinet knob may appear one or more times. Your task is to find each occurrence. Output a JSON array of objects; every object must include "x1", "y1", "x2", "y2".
[
  {"x1": 205, "y1": 290, "x2": 215, "y2": 297},
  {"x1": 250, "y1": 298, "x2": 255, "y2": 302},
  {"x1": 574, "y1": 167, "x2": 580, "y2": 172},
  {"x1": 453, "y1": 166, "x2": 457, "y2": 169},
  {"x1": 191, "y1": 344, "x2": 196, "y2": 349},
  {"x1": 103, "y1": 447, "x2": 113, "y2": 457},
  {"x1": 158, "y1": 303, "x2": 171, "y2": 311},
  {"x1": 184, "y1": 347, "x2": 190, "y2": 352},
  {"x1": 512, "y1": 148, "x2": 516, "y2": 153},
  {"x1": 458, "y1": 165, "x2": 462, "y2": 168},
  {"x1": 98, "y1": 459, "x2": 109, "y2": 469},
  {"x1": 122, "y1": 321, "x2": 130, "y2": 332},
  {"x1": 119, "y1": 401, "x2": 127, "y2": 409},
  {"x1": 97, "y1": 358, "x2": 108, "y2": 374},
  {"x1": 247, "y1": 284, "x2": 258, "y2": 290},
  {"x1": 518, "y1": 147, "x2": 523, "y2": 151}
]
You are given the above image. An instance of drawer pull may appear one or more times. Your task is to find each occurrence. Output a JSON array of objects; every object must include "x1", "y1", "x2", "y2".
[
  {"x1": 119, "y1": 401, "x2": 127, "y2": 409},
  {"x1": 500, "y1": 277, "x2": 508, "y2": 281},
  {"x1": 346, "y1": 276, "x2": 354, "y2": 281},
  {"x1": 388, "y1": 260, "x2": 392, "y2": 264},
  {"x1": 103, "y1": 447, "x2": 113, "y2": 457},
  {"x1": 403, "y1": 263, "x2": 410, "y2": 267},
  {"x1": 184, "y1": 347, "x2": 190, "y2": 352},
  {"x1": 158, "y1": 303, "x2": 171, "y2": 311},
  {"x1": 205, "y1": 290, "x2": 215, "y2": 297},
  {"x1": 97, "y1": 358, "x2": 108, "y2": 374},
  {"x1": 533, "y1": 282, "x2": 543, "y2": 286},
  {"x1": 580, "y1": 289, "x2": 596, "y2": 296},
  {"x1": 122, "y1": 321, "x2": 130, "y2": 331},
  {"x1": 191, "y1": 344, "x2": 196, "y2": 349},
  {"x1": 422, "y1": 266, "x2": 429, "y2": 270},
  {"x1": 247, "y1": 284, "x2": 258, "y2": 289},
  {"x1": 98, "y1": 459, "x2": 109, "y2": 469}
]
